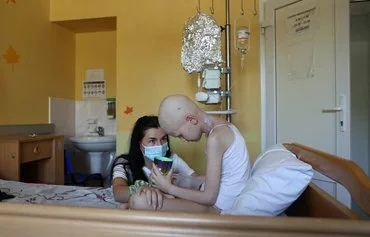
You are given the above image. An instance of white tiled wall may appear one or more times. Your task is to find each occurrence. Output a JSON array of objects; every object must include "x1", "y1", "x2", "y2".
[
  {"x1": 49, "y1": 97, "x2": 76, "y2": 146},
  {"x1": 75, "y1": 100, "x2": 116, "y2": 136},
  {"x1": 49, "y1": 98, "x2": 117, "y2": 138}
]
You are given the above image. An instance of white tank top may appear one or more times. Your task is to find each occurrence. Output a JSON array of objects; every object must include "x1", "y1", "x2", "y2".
[{"x1": 209, "y1": 124, "x2": 251, "y2": 210}]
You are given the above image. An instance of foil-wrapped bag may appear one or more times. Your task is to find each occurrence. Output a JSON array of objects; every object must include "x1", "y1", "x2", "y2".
[{"x1": 181, "y1": 13, "x2": 222, "y2": 73}]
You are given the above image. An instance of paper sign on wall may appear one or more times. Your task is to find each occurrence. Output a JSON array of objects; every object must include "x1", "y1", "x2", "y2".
[
  {"x1": 285, "y1": 6, "x2": 316, "y2": 80},
  {"x1": 86, "y1": 68, "x2": 104, "y2": 82},
  {"x1": 286, "y1": 7, "x2": 316, "y2": 35},
  {"x1": 287, "y1": 40, "x2": 314, "y2": 80},
  {"x1": 83, "y1": 69, "x2": 106, "y2": 99}
]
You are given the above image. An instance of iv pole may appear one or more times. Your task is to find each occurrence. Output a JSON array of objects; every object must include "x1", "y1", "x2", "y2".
[
  {"x1": 195, "y1": 0, "x2": 233, "y2": 122},
  {"x1": 225, "y1": 0, "x2": 232, "y2": 122}
]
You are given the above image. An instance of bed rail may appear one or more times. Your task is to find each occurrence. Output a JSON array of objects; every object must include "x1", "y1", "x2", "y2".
[
  {"x1": 284, "y1": 143, "x2": 370, "y2": 217},
  {"x1": 0, "y1": 202, "x2": 370, "y2": 237}
]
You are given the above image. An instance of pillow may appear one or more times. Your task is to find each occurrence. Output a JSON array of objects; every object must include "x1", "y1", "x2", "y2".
[{"x1": 222, "y1": 144, "x2": 313, "y2": 216}]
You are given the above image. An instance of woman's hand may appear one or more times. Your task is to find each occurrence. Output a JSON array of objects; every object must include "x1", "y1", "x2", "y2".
[
  {"x1": 136, "y1": 186, "x2": 164, "y2": 210},
  {"x1": 151, "y1": 164, "x2": 174, "y2": 194}
]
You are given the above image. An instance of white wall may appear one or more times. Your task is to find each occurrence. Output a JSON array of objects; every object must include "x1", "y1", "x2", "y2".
[
  {"x1": 350, "y1": 13, "x2": 370, "y2": 176},
  {"x1": 49, "y1": 97, "x2": 76, "y2": 148}
]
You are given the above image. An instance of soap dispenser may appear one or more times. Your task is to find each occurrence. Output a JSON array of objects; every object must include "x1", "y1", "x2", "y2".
[{"x1": 107, "y1": 98, "x2": 116, "y2": 119}]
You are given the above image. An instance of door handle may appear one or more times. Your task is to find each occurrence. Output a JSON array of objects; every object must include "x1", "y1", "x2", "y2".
[
  {"x1": 322, "y1": 94, "x2": 346, "y2": 132},
  {"x1": 33, "y1": 146, "x2": 40, "y2": 154},
  {"x1": 322, "y1": 107, "x2": 342, "y2": 113}
]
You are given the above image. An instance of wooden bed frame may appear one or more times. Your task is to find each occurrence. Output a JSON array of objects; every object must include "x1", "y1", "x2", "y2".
[{"x1": 0, "y1": 143, "x2": 369, "y2": 236}]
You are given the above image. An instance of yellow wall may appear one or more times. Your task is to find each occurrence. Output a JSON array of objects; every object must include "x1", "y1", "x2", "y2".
[
  {"x1": 0, "y1": 0, "x2": 75, "y2": 125},
  {"x1": 51, "y1": 0, "x2": 261, "y2": 174},
  {"x1": 75, "y1": 31, "x2": 116, "y2": 100},
  {"x1": 50, "y1": 0, "x2": 119, "y2": 21}
]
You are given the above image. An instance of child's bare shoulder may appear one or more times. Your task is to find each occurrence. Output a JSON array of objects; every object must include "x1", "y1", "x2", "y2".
[{"x1": 207, "y1": 125, "x2": 233, "y2": 148}]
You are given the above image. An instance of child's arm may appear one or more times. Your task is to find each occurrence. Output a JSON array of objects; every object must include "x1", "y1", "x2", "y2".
[
  {"x1": 173, "y1": 173, "x2": 204, "y2": 190},
  {"x1": 152, "y1": 128, "x2": 232, "y2": 206}
]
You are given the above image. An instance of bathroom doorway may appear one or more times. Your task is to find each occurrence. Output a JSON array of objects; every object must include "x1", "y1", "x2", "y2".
[{"x1": 350, "y1": 0, "x2": 370, "y2": 218}]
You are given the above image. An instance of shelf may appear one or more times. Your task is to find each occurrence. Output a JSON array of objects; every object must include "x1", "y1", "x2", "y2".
[{"x1": 205, "y1": 109, "x2": 237, "y2": 115}]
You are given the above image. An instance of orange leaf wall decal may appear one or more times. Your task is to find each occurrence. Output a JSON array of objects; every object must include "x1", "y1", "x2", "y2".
[
  {"x1": 124, "y1": 106, "x2": 133, "y2": 115},
  {"x1": 3, "y1": 45, "x2": 20, "y2": 71},
  {"x1": 6, "y1": 0, "x2": 16, "y2": 4}
]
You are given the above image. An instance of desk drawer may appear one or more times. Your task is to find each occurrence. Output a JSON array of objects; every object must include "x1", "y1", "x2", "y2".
[{"x1": 21, "y1": 139, "x2": 53, "y2": 163}]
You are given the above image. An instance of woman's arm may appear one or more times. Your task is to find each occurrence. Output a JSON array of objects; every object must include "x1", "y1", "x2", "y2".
[
  {"x1": 112, "y1": 177, "x2": 131, "y2": 203},
  {"x1": 173, "y1": 173, "x2": 205, "y2": 190},
  {"x1": 172, "y1": 154, "x2": 196, "y2": 176},
  {"x1": 171, "y1": 154, "x2": 203, "y2": 189},
  {"x1": 113, "y1": 177, "x2": 168, "y2": 209}
]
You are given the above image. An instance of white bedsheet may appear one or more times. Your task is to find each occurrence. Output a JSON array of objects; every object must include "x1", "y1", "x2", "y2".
[{"x1": 0, "y1": 179, "x2": 120, "y2": 209}]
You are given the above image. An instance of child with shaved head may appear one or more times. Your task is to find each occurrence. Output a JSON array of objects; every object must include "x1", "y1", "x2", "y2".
[{"x1": 128, "y1": 94, "x2": 251, "y2": 214}]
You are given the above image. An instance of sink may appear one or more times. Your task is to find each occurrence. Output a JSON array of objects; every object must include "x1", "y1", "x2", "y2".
[
  {"x1": 69, "y1": 135, "x2": 116, "y2": 152},
  {"x1": 69, "y1": 135, "x2": 116, "y2": 175}
]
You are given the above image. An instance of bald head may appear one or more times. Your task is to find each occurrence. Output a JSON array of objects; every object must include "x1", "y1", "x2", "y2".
[{"x1": 158, "y1": 94, "x2": 200, "y2": 134}]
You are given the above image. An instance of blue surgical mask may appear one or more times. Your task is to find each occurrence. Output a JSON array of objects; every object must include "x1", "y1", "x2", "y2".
[{"x1": 142, "y1": 143, "x2": 169, "y2": 161}]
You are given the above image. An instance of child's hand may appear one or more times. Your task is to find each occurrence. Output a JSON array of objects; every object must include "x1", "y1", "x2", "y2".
[
  {"x1": 171, "y1": 173, "x2": 178, "y2": 185},
  {"x1": 136, "y1": 186, "x2": 164, "y2": 210},
  {"x1": 164, "y1": 193, "x2": 175, "y2": 199},
  {"x1": 120, "y1": 203, "x2": 129, "y2": 209},
  {"x1": 151, "y1": 164, "x2": 173, "y2": 194}
]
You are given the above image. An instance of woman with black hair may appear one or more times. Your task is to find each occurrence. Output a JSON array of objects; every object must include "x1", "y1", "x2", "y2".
[{"x1": 111, "y1": 115, "x2": 196, "y2": 209}]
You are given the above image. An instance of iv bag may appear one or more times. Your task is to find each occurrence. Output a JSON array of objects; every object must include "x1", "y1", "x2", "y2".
[
  {"x1": 234, "y1": 14, "x2": 251, "y2": 70},
  {"x1": 236, "y1": 26, "x2": 250, "y2": 54}
]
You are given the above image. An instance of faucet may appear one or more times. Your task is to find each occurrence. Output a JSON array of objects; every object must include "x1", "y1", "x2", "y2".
[{"x1": 96, "y1": 126, "x2": 105, "y2": 136}]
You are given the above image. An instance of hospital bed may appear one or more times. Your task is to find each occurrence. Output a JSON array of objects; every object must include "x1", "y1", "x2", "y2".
[{"x1": 0, "y1": 143, "x2": 369, "y2": 236}]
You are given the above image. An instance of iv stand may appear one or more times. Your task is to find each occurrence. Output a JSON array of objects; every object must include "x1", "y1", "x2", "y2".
[
  {"x1": 199, "y1": 0, "x2": 234, "y2": 122},
  {"x1": 225, "y1": 0, "x2": 232, "y2": 122}
]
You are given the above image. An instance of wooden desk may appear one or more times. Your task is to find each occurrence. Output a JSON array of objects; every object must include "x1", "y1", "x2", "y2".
[{"x1": 0, "y1": 134, "x2": 64, "y2": 184}]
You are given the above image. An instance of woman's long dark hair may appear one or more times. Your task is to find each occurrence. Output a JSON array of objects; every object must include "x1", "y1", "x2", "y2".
[{"x1": 112, "y1": 115, "x2": 171, "y2": 182}]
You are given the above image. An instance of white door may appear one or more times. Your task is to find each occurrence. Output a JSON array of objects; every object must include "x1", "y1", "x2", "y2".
[{"x1": 261, "y1": 0, "x2": 351, "y2": 206}]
